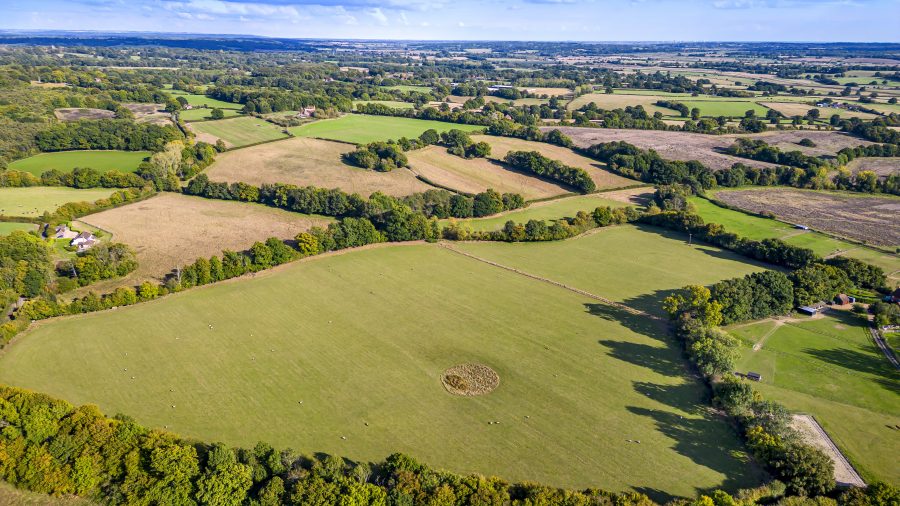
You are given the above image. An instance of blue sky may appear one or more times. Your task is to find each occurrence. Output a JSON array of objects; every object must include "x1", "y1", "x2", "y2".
[{"x1": 2, "y1": 0, "x2": 898, "y2": 42}]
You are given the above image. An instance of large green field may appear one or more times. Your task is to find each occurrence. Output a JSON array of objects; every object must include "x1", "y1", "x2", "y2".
[
  {"x1": 8, "y1": 150, "x2": 150, "y2": 175},
  {"x1": 0, "y1": 222, "x2": 36, "y2": 235},
  {"x1": 678, "y1": 100, "x2": 769, "y2": 118},
  {"x1": 352, "y1": 100, "x2": 415, "y2": 110},
  {"x1": 730, "y1": 312, "x2": 899, "y2": 484},
  {"x1": 381, "y1": 84, "x2": 432, "y2": 93},
  {"x1": 189, "y1": 116, "x2": 288, "y2": 148},
  {"x1": 443, "y1": 192, "x2": 637, "y2": 232},
  {"x1": 168, "y1": 91, "x2": 242, "y2": 110},
  {"x1": 689, "y1": 196, "x2": 900, "y2": 284},
  {"x1": 0, "y1": 231, "x2": 769, "y2": 498},
  {"x1": 178, "y1": 107, "x2": 242, "y2": 122},
  {"x1": 0, "y1": 187, "x2": 114, "y2": 217},
  {"x1": 289, "y1": 114, "x2": 483, "y2": 144}
]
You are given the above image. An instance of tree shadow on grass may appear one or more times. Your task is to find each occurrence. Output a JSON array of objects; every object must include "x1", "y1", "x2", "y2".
[
  {"x1": 627, "y1": 405, "x2": 763, "y2": 499},
  {"x1": 801, "y1": 346, "x2": 900, "y2": 391}
]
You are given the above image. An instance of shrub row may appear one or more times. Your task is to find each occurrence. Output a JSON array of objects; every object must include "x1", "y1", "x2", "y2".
[{"x1": 504, "y1": 150, "x2": 596, "y2": 193}]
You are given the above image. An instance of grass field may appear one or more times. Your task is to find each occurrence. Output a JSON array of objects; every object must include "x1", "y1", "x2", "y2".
[
  {"x1": 205, "y1": 137, "x2": 432, "y2": 197},
  {"x1": 289, "y1": 115, "x2": 483, "y2": 145},
  {"x1": 178, "y1": 107, "x2": 243, "y2": 122},
  {"x1": 730, "y1": 311, "x2": 899, "y2": 484},
  {"x1": 8, "y1": 150, "x2": 150, "y2": 175},
  {"x1": 0, "y1": 236, "x2": 767, "y2": 497},
  {"x1": 381, "y1": 84, "x2": 432, "y2": 93},
  {"x1": 475, "y1": 135, "x2": 638, "y2": 190},
  {"x1": 168, "y1": 91, "x2": 242, "y2": 110},
  {"x1": 761, "y1": 102, "x2": 877, "y2": 120},
  {"x1": 188, "y1": 116, "x2": 288, "y2": 148},
  {"x1": 442, "y1": 188, "x2": 650, "y2": 231},
  {"x1": 690, "y1": 196, "x2": 900, "y2": 284},
  {"x1": 0, "y1": 482, "x2": 91, "y2": 506},
  {"x1": 0, "y1": 187, "x2": 114, "y2": 217},
  {"x1": 678, "y1": 100, "x2": 769, "y2": 118},
  {"x1": 0, "y1": 222, "x2": 36, "y2": 235},
  {"x1": 353, "y1": 100, "x2": 415, "y2": 110},
  {"x1": 454, "y1": 224, "x2": 770, "y2": 316},
  {"x1": 566, "y1": 93, "x2": 681, "y2": 115},
  {"x1": 407, "y1": 146, "x2": 571, "y2": 200},
  {"x1": 76, "y1": 193, "x2": 332, "y2": 283}
]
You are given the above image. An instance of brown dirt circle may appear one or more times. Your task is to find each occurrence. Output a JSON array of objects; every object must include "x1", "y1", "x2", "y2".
[{"x1": 441, "y1": 364, "x2": 500, "y2": 396}]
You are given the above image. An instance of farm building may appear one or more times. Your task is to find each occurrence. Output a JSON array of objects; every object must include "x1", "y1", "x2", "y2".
[
  {"x1": 891, "y1": 288, "x2": 900, "y2": 303},
  {"x1": 71, "y1": 231, "x2": 97, "y2": 252},
  {"x1": 297, "y1": 106, "x2": 316, "y2": 118},
  {"x1": 746, "y1": 372, "x2": 762, "y2": 382},
  {"x1": 798, "y1": 302, "x2": 827, "y2": 316},
  {"x1": 834, "y1": 294, "x2": 855, "y2": 306}
]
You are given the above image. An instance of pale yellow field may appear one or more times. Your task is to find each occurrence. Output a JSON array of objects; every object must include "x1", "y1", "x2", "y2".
[
  {"x1": 473, "y1": 135, "x2": 638, "y2": 190},
  {"x1": 205, "y1": 137, "x2": 433, "y2": 197},
  {"x1": 407, "y1": 146, "x2": 570, "y2": 199}
]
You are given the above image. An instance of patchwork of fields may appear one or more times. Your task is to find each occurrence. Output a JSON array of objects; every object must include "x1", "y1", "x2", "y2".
[
  {"x1": 206, "y1": 137, "x2": 432, "y2": 197},
  {"x1": 8, "y1": 150, "x2": 150, "y2": 175},
  {"x1": 0, "y1": 230, "x2": 770, "y2": 496},
  {"x1": 289, "y1": 114, "x2": 483, "y2": 144},
  {"x1": 730, "y1": 312, "x2": 899, "y2": 484},
  {"x1": 0, "y1": 187, "x2": 114, "y2": 217}
]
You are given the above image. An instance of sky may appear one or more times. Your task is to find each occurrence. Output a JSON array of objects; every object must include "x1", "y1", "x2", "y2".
[{"x1": 2, "y1": 0, "x2": 898, "y2": 42}]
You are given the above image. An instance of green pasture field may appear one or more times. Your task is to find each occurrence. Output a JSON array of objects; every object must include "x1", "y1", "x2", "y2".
[
  {"x1": 0, "y1": 237, "x2": 767, "y2": 498},
  {"x1": 8, "y1": 150, "x2": 150, "y2": 176},
  {"x1": 168, "y1": 91, "x2": 242, "y2": 110},
  {"x1": 178, "y1": 107, "x2": 242, "y2": 122},
  {"x1": 689, "y1": 196, "x2": 900, "y2": 284},
  {"x1": 381, "y1": 84, "x2": 432, "y2": 93},
  {"x1": 0, "y1": 222, "x2": 36, "y2": 235},
  {"x1": 454, "y1": 224, "x2": 770, "y2": 316},
  {"x1": 289, "y1": 115, "x2": 483, "y2": 145},
  {"x1": 678, "y1": 100, "x2": 769, "y2": 118},
  {"x1": 0, "y1": 187, "x2": 114, "y2": 217},
  {"x1": 442, "y1": 193, "x2": 635, "y2": 232},
  {"x1": 190, "y1": 116, "x2": 288, "y2": 148},
  {"x1": 730, "y1": 312, "x2": 899, "y2": 484},
  {"x1": 352, "y1": 100, "x2": 415, "y2": 110}
]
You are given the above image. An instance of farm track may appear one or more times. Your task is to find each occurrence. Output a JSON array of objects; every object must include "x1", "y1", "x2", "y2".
[
  {"x1": 438, "y1": 241, "x2": 665, "y2": 324},
  {"x1": 869, "y1": 327, "x2": 900, "y2": 370}
]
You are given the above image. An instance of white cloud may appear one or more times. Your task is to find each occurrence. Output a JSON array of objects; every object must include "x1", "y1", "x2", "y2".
[{"x1": 368, "y1": 7, "x2": 388, "y2": 25}]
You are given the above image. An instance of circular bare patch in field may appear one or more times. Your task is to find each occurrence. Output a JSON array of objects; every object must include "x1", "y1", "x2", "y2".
[{"x1": 441, "y1": 364, "x2": 499, "y2": 396}]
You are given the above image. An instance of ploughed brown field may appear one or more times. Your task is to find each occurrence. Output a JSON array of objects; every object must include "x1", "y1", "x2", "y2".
[
  {"x1": 205, "y1": 137, "x2": 433, "y2": 197},
  {"x1": 714, "y1": 188, "x2": 900, "y2": 247},
  {"x1": 543, "y1": 127, "x2": 873, "y2": 170},
  {"x1": 474, "y1": 135, "x2": 639, "y2": 190},
  {"x1": 75, "y1": 193, "x2": 333, "y2": 285}
]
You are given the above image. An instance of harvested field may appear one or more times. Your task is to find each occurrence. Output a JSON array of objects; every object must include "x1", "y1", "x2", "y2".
[
  {"x1": 123, "y1": 103, "x2": 174, "y2": 126},
  {"x1": 441, "y1": 364, "x2": 500, "y2": 396},
  {"x1": 29, "y1": 81, "x2": 68, "y2": 88},
  {"x1": 76, "y1": 193, "x2": 332, "y2": 282},
  {"x1": 714, "y1": 188, "x2": 900, "y2": 247},
  {"x1": 53, "y1": 108, "x2": 114, "y2": 121},
  {"x1": 187, "y1": 116, "x2": 288, "y2": 148},
  {"x1": 846, "y1": 157, "x2": 900, "y2": 178},
  {"x1": 205, "y1": 137, "x2": 432, "y2": 197},
  {"x1": 544, "y1": 127, "x2": 774, "y2": 171},
  {"x1": 474, "y1": 135, "x2": 638, "y2": 190},
  {"x1": 407, "y1": 146, "x2": 571, "y2": 200},
  {"x1": 761, "y1": 102, "x2": 877, "y2": 121},
  {"x1": 523, "y1": 87, "x2": 572, "y2": 97},
  {"x1": 566, "y1": 93, "x2": 678, "y2": 115},
  {"x1": 544, "y1": 127, "x2": 873, "y2": 170}
]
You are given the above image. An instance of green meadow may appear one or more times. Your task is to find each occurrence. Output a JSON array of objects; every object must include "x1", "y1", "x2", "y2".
[
  {"x1": 731, "y1": 312, "x2": 899, "y2": 484},
  {"x1": 8, "y1": 150, "x2": 150, "y2": 175},
  {"x1": 190, "y1": 116, "x2": 289, "y2": 148},
  {"x1": 0, "y1": 187, "x2": 115, "y2": 217},
  {"x1": 0, "y1": 233, "x2": 769, "y2": 498},
  {"x1": 289, "y1": 114, "x2": 483, "y2": 145}
]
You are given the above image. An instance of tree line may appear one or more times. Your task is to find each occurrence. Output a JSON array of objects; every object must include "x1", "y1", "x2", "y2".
[
  {"x1": 34, "y1": 119, "x2": 182, "y2": 152},
  {"x1": 503, "y1": 150, "x2": 596, "y2": 193}
]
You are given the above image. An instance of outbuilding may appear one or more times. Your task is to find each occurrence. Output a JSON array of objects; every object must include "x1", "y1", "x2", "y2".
[{"x1": 746, "y1": 372, "x2": 762, "y2": 382}]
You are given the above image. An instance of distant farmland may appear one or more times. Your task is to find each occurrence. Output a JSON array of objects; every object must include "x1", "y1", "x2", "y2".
[
  {"x1": 206, "y1": 137, "x2": 433, "y2": 197},
  {"x1": 289, "y1": 115, "x2": 483, "y2": 144},
  {"x1": 8, "y1": 150, "x2": 150, "y2": 175}
]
